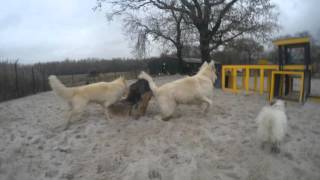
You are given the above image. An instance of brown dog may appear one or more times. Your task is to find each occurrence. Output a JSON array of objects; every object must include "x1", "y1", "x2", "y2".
[{"x1": 108, "y1": 79, "x2": 152, "y2": 119}]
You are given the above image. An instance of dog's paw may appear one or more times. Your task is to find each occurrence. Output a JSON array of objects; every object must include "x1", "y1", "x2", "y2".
[
  {"x1": 53, "y1": 124, "x2": 70, "y2": 132},
  {"x1": 162, "y1": 116, "x2": 172, "y2": 121},
  {"x1": 148, "y1": 169, "x2": 162, "y2": 180},
  {"x1": 270, "y1": 144, "x2": 280, "y2": 154},
  {"x1": 153, "y1": 115, "x2": 162, "y2": 121}
]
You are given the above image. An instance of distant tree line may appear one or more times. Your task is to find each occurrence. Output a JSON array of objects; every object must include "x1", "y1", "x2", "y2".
[{"x1": 34, "y1": 58, "x2": 147, "y2": 76}]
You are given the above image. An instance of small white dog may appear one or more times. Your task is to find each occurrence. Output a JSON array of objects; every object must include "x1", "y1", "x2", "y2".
[
  {"x1": 48, "y1": 75, "x2": 128, "y2": 129},
  {"x1": 256, "y1": 99, "x2": 288, "y2": 153},
  {"x1": 139, "y1": 60, "x2": 217, "y2": 121}
]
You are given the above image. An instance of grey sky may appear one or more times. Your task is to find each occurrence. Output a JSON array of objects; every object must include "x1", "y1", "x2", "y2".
[
  {"x1": 0, "y1": 0, "x2": 319, "y2": 64},
  {"x1": 274, "y1": 0, "x2": 320, "y2": 37}
]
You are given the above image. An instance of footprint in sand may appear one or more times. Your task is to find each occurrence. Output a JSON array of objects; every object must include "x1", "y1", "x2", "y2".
[{"x1": 148, "y1": 169, "x2": 162, "y2": 180}]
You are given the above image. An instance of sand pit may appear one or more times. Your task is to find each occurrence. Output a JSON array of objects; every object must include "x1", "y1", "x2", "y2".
[{"x1": 0, "y1": 75, "x2": 320, "y2": 180}]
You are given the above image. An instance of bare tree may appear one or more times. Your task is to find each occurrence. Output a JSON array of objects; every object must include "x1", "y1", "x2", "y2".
[
  {"x1": 122, "y1": 6, "x2": 194, "y2": 72},
  {"x1": 96, "y1": 0, "x2": 278, "y2": 62},
  {"x1": 229, "y1": 38, "x2": 264, "y2": 64}
]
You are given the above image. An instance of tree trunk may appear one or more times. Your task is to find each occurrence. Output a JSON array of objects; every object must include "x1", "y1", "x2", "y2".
[
  {"x1": 200, "y1": 32, "x2": 211, "y2": 62},
  {"x1": 175, "y1": 18, "x2": 183, "y2": 74},
  {"x1": 176, "y1": 45, "x2": 183, "y2": 74},
  {"x1": 247, "y1": 51, "x2": 252, "y2": 64}
]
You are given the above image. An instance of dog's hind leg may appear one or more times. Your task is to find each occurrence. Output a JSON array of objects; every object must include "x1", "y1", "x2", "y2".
[
  {"x1": 65, "y1": 98, "x2": 87, "y2": 130},
  {"x1": 159, "y1": 99, "x2": 176, "y2": 121},
  {"x1": 200, "y1": 96, "x2": 212, "y2": 113}
]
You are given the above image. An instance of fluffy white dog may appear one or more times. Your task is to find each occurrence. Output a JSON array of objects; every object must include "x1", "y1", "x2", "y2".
[
  {"x1": 256, "y1": 99, "x2": 288, "y2": 153},
  {"x1": 139, "y1": 60, "x2": 217, "y2": 121},
  {"x1": 48, "y1": 75, "x2": 128, "y2": 129}
]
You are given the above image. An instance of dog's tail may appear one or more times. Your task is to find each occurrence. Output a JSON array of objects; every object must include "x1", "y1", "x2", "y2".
[
  {"x1": 48, "y1": 75, "x2": 74, "y2": 100},
  {"x1": 138, "y1": 71, "x2": 158, "y2": 94}
]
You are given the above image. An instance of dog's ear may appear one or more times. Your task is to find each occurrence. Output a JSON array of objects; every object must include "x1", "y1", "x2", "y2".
[
  {"x1": 123, "y1": 77, "x2": 127, "y2": 83},
  {"x1": 200, "y1": 61, "x2": 208, "y2": 70},
  {"x1": 119, "y1": 76, "x2": 126, "y2": 83},
  {"x1": 209, "y1": 60, "x2": 215, "y2": 66}
]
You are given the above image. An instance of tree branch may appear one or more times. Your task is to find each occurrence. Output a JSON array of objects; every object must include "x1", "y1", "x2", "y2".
[{"x1": 210, "y1": 0, "x2": 239, "y2": 36}]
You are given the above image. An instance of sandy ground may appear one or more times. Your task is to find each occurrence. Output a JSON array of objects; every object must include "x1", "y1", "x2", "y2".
[{"x1": 0, "y1": 75, "x2": 320, "y2": 180}]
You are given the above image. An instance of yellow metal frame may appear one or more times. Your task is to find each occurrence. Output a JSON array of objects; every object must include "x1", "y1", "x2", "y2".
[
  {"x1": 269, "y1": 71, "x2": 305, "y2": 102},
  {"x1": 221, "y1": 65, "x2": 306, "y2": 94},
  {"x1": 221, "y1": 37, "x2": 312, "y2": 102},
  {"x1": 273, "y1": 37, "x2": 310, "y2": 46},
  {"x1": 222, "y1": 65, "x2": 278, "y2": 94}
]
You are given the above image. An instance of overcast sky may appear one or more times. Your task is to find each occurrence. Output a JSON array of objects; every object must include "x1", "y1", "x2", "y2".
[{"x1": 0, "y1": 0, "x2": 319, "y2": 64}]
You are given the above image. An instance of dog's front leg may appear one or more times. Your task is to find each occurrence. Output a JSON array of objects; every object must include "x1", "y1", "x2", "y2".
[
  {"x1": 131, "y1": 104, "x2": 140, "y2": 120},
  {"x1": 104, "y1": 110, "x2": 111, "y2": 120},
  {"x1": 64, "y1": 111, "x2": 77, "y2": 130},
  {"x1": 271, "y1": 142, "x2": 280, "y2": 153},
  {"x1": 103, "y1": 102, "x2": 113, "y2": 120},
  {"x1": 159, "y1": 100, "x2": 176, "y2": 121}
]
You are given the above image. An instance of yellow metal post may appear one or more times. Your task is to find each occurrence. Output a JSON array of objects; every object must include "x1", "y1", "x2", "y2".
[
  {"x1": 270, "y1": 71, "x2": 305, "y2": 102},
  {"x1": 232, "y1": 68, "x2": 237, "y2": 93},
  {"x1": 242, "y1": 68, "x2": 246, "y2": 89},
  {"x1": 254, "y1": 70, "x2": 258, "y2": 92},
  {"x1": 245, "y1": 68, "x2": 249, "y2": 94},
  {"x1": 270, "y1": 71, "x2": 275, "y2": 102},
  {"x1": 267, "y1": 70, "x2": 271, "y2": 92},
  {"x1": 260, "y1": 69, "x2": 264, "y2": 95},
  {"x1": 299, "y1": 74, "x2": 304, "y2": 102},
  {"x1": 222, "y1": 66, "x2": 225, "y2": 90}
]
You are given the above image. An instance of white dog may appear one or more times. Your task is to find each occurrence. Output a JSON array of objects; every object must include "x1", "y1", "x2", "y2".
[
  {"x1": 139, "y1": 60, "x2": 217, "y2": 121},
  {"x1": 256, "y1": 99, "x2": 288, "y2": 153},
  {"x1": 48, "y1": 75, "x2": 128, "y2": 129}
]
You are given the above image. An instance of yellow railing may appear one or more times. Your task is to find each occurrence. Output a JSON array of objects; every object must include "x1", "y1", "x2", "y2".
[{"x1": 222, "y1": 65, "x2": 279, "y2": 94}]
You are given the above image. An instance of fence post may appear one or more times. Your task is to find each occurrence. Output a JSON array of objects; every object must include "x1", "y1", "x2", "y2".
[
  {"x1": 39, "y1": 65, "x2": 46, "y2": 91},
  {"x1": 42, "y1": 71, "x2": 46, "y2": 91},
  {"x1": 32, "y1": 67, "x2": 36, "y2": 93},
  {"x1": 14, "y1": 60, "x2": 19, "y2": 97}
]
